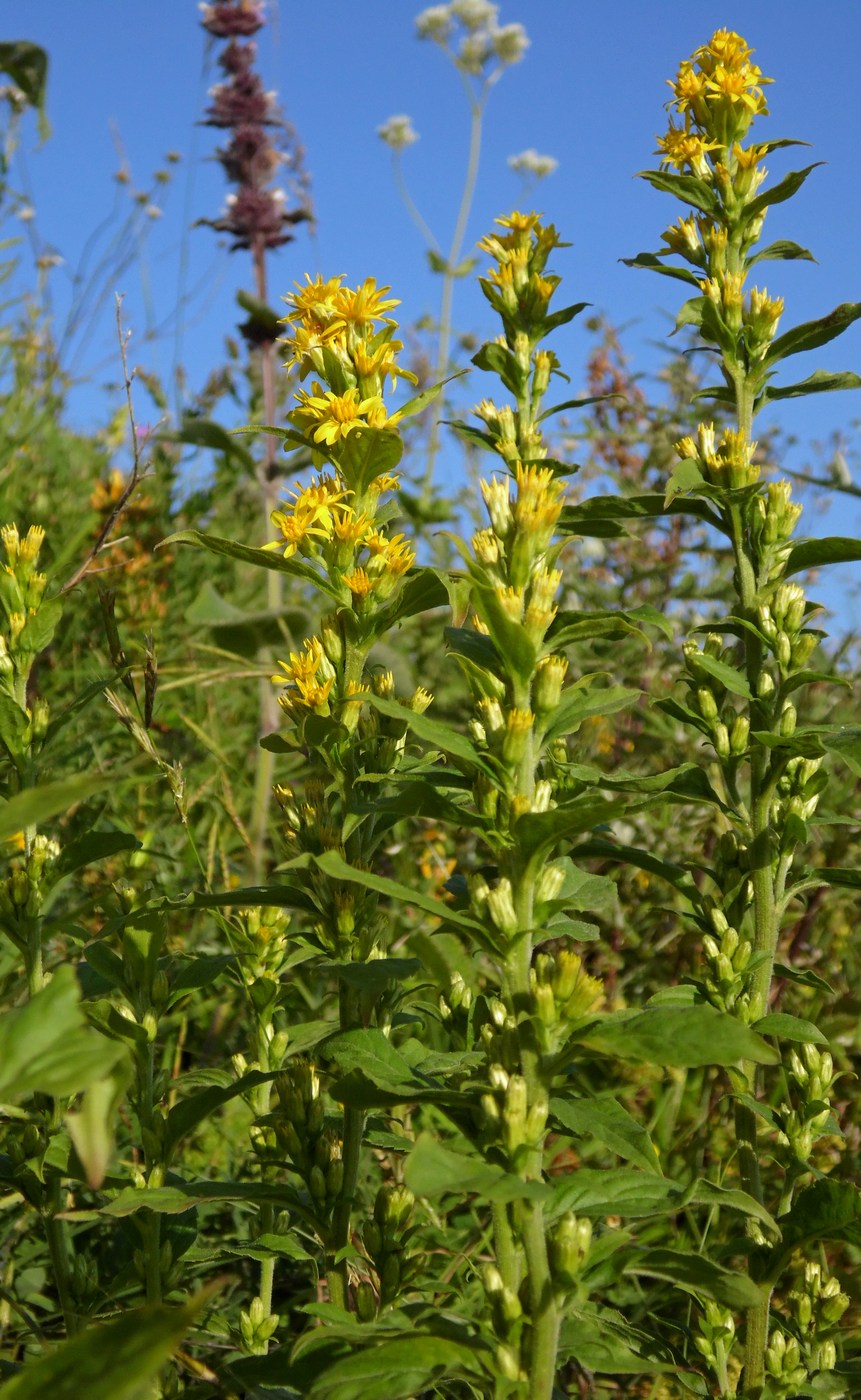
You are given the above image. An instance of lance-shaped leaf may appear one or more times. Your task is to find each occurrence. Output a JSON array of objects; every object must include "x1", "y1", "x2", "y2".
[
  {"x1": 162, "y1": 529, "x2": 343, "y2": 600},
  {"x1": 636, "y1": 168, "x2": 719, "y2": 216},
  {"x1": 768, "y1": 1180, "x2": 861, "y2": 1280},
  {"x1": 359, "y1": 692, "x2": 497, "y2": 779},
  {"x1": 743, "y1": 162, "x2": 823, "y2": 221},
  {"x1": 621, "y1": 251, "x2": 701, "y2": 285},
  {"x1": 541, "y1": 300, "x2": 590, "y2": 336},
  {"x1": 629, "y1": 1248, "x2": 765, "y2": 1310},
  {"x1": 748, "y1": 239, "x2": 816, "y2": 267},
  {"x1": 550, "y1": 1095, "x2": 662, "y2": 1175},
  {"x1": 785, "y1": 535, "x2": 861, "y2": 576},
  {"x1": 0, "y1": 771, "x2": 126, "y2": 843},
  {"x1": 760, "y1": 369, "x2": 861, "y2": 405},
  {"x1": 560, "y1": 492, "x2": 722, "y2": 536},
  {"x1": 312, "y1": 848, "x2": 484, "y2": 936},
  {"x1": 0, "y1": 965, "x2": 126, "y2": 1101},
  {"x1": 405, "y1": 1132, "x2": 551, "y2": 1203},
  {"x1": 765, "y1": 302, "x2": 861, "y2": 367},
  {"x1": 538, "y1": 393, "x2": 623, "y2": 422},
  {"x1": 171, "y1": 417, "x2": 256, "y2": 470},
  {"x1": 541, "y1": 683, "x2": 641, "y2": 744},
  {"x1": 577, "y1": 1005, "x2": 778, "y2": 1067},
  {"x1": 472, "y1": 583, "x2": 536, "y2": 685},
  {"x1": 0, "y1": 1288, "x2": 215, "y2": 1400}
]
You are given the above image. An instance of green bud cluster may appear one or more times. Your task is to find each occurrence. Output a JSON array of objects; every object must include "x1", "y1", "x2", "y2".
[
  {"x1": 778, "y1": 1043, "x2": 837, "y2": 1164},
  {"x1": 482, "y1": 1262, "x2": 526, "y2": 1373},
  {"x1": 361, "y1": 1183, "x2": 418, "y2": 1307},
  {"x1": 764, "y1": 1329, "x2": 808, "y2": 1394},
  {"x1": 786, "y1": 1261, "x2": 849, "y2": 1378},
  {"x1": 693, "y1": 1300, "x2": 736, "y2": 1380},
  {"x1": 234, "y1": 905, "x2": 291, "y2": 983},
  {"x1": 683, "y1": 636, "x2": 749, "y2": 762},
  {"x1": 548, "y1": 1212, "x2": 592, "y2": 1294},
  {"x1": 274, "y1": 1059, "x2": 344, "y2": 1214},
  {"x1": 0, "y1": 834, "x2": 61, "y2": 949},
  {"x1": 701, "y1": 907, "x2": 754, "y2": 1018},
  {"x1": 529, "y1": 948, "x2": 602, "y2": 1051},
  {"x1": 239, "y1": 1295, "x2": 280, "y2": 1355}
]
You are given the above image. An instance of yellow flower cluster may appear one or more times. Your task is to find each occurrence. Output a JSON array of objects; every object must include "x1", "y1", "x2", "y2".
[
  {"x1": 272, "y1": 637, "x2": 335, "y2": 713},
  {"x1": 271, "y1": 471, "x2": 414, "y2": 591},
  {"x1": 675, "y1": 422, "x2": 761, "y2": 490},
  {"x1": 659, "y1": 29, "x2": 771, "y2": 171},
  {"x1": 280, "y1": 274, "x2": 417, "y2": 453}
]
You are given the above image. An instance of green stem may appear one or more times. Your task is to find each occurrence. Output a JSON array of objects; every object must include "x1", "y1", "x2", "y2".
[
  {"x1": 43, "y1": 1210, "x2": 79, "y2": 1336},
  {"x1": 420, "y1": 91, "x2": 486, "y2": 504},
  {"x1": 328, "y1": 1103, "x2": 364, "y2": 1311}
]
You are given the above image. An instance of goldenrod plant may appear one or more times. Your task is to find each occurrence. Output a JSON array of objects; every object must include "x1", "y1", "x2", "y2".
[{"x1": 0, "y1": 21, "x2": 859, "y2": 1400}]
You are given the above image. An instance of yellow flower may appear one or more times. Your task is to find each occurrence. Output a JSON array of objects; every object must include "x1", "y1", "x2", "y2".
[
  {"x1": 273, "y1": 636, "x2": 325, "y2": 687},
  {"x1": 656, "y1": 124, "x2": 719, "y2": 176},
  {"x1": 670, "y1": 61, "x2": 707, "y2": 116},
  {"x1": 331, "y1": 510, "x2": 373, "y2": 545},
  {"x1": 332, "y1": 278, "x2": 400, "y2": 328},
  {"x1": 705, "y1": 62, "x2": 769, "y2": 116},
  {"x1": 696, "y1": 29, "x2": 753, "y2": 73},
  {"x1": 352, "y1": 336, "x2": 418, "y2": 391},
  {"x1": 272, "y1": 636, "x2": 335, "y2": 712},
  {"x1": 367, "y1": 472, "x2": 402, "y2": 496},
  {"x1": 272, "y1": 474, "x2": 348, "y2": 554},
  {"x1": 283, "y1": 273, "x2": 345, "y2": 329},
  {"x1": 291, "y1": 385, "x2": 391, "y2": 445},
  {"x1": 342, "y1": 567, "x2": 377, "y2": 600}
]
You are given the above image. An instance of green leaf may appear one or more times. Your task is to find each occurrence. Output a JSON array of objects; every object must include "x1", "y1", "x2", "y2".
[
  {"x1": 630, "y1": 1247, "x2": 765, "y2": 1310},
  {"x1": 538, "y1": 394, "x2": 621, "y2": 422},
  {"x1": 551, "y1": 1168, "x2": 683, "y2": 1220},
  {"x1": 172, "y1": 417, "x2": 256, "y2": 470},
  {"x1": 760, "y1": 369, "x2": 861, "y2": 405},
  {"x1": 162, "y1": 529, "x2": 343, "y2": 600},
  {"x1": 0, "y1": 771, "x2": 131, "y2": 843},
  {"x1": 559, "y1": 1304, "x2": 677, "y2": 1375},
  {"x1": 541, "y1": 300, "x2": 590, "y2": 335},
  {"x1": 768, "y1": 1180, "x2": 861, "y2": 1280},
  {"x1": 665, "y1": 458, "x2": 706, "y2": 505},
  {"x1": 374, "y1": 567, "x2": 447, "y2": 631},
  {"x1": 516, "y1": 798, "x2": 629, "y2": 866},
  {"x1": 0, "y1": 42, "x2": 48, "y2": 135},
  {"x1": 164, "y1": 1069, "x2": 274, "y2": 1158},
  {"x1": 395, "y1": 371, "x2": 465, "y2": 424},
  {"x1": 785, "y1": 536, "x2": 861, "y2": 575},
  {"x1": 472, "y1": 341, "x2": 525, "y2": 396},
  {"x1": 542, "y1": 683, "x2": 640, "y2": 743},
  {"x1": 405, "y1": 1133, "x2": 551, "y2": 1203},
  {"x1": 444, "y1": 625, "x2": 504, "y2": 679},
  {"x1": 312, "y1": 849, "x2": 482, "y2": 936},
  {"x1": 19, "y1": 598, "x2": 62, "y2": 655},
  {"x1": 748, "y1": 239, "x2": 816, "y2": 267},
  {"x1": 636, "y1": 168, "x2": 718, "y2": 216},
  {"x1": 753, "y1": 1013, "x2": 829, "y2": 1045},
  {"x1": 620, "y1": 251, "x2": 701, "y2": 285},
  {"x1": 55, "y1": 830, "x2": 141, "y2": 880},
  {"x1": 690, "y1": 651, "x2": 752, "y2": 699},
  {"x1": 743, "y1": 163, "x2": 823, "y2": 222},
  {"x1": 359, "y1": 692, "x2": 495, "y2": 778},
  {"x1": 551, "y1": 1095, "x2": 662, "y2": 1175},
  {"x1": 306, "y1": 1335, "x2": 485, "y2": 1400},
  {"x1": 472, "y1": 584, "x2": 536, "y2": 685},
  {"x1": 0, "y1": 966, "x2": 126, "y2": 1100},
  {"x1": 765, "y1": 301, "x2": 861, "y2": 367},
  {"x1": 103, "y1": 1180, "x2": 296, "y2": 1217},
  {"x1": 0, "y1": 1289, "x2": 213, "y2": 1400},
  {"x1": 560, "y1": 491, "x2": 721, "y2": 536},
  {"x1": 578, "y1": 1005, "x2": 778, "y2": 1068},
  {"x1": 325, "y1": 1029, "x2": 416, "y2": 1092}
]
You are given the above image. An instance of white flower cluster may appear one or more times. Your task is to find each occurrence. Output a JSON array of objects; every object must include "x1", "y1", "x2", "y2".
[
  {"x1": 507, "y1": 148, "x2": 559, "y2": 179},
  {"x1": 376, "y1": 114, "x2": 420, "y2": 150},
  {"x1": 415, "y1": 3, "x2": 529, "y2": 74}
]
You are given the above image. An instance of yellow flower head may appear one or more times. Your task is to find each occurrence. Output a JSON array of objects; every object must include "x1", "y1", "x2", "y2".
[
  {"x1": 331, "y1": 509, "x2": 372, "y2": 545},
  {"x1": 283, "y1": 273, "x2": 346, "y2": 330},
  {"x1": 272, "y1": 636, "x2": 335, "y2": 711},
  {"x1": 342, "y1": 567, "x2": 377, "y2": 600},
  {"x1": 290, "y1": 384, "x2": 391, "y2": 446},
  {"x1": 352, "y1": 335, "x2": 418, "y2": 392},
  {"x1": 656, "y1": 124, "x2": 719, "y2": 177},
  {"x1": 697, "y1": 29, "x2": 753, "y2": 73},
  {"x1": 272, "y1": 473, "x2": 349, "y2": 554},
  {"x1": 332, "y1": 279, "x2": 400, "y2": 329}
]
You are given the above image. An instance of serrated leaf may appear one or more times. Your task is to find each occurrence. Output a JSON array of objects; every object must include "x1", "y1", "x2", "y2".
[
  {"x1": 748, "y1": 239, "x2": 816, "y2": 267},
  {"x1": 785, "y1": 536, "x2": 861, "y2": 575},
  {"x1": 404, "y1": 1132, "x2": 551, "y2": 1203},
  {"x1": 551, "y1": 1095, "x2": 662, "y2": 1174},
  {"x1": 765, "y1": 301, "x2": 861, "y2": 367},
  {"x1": 743, "y1": 163, "x2": 823, "y2": 222},
  {"x1": 578, "y1": 1005, "x2": 778, "y2": 1068},
  {"x1": 636, "y1": 168, "x2": 718, "y2": 216},
  {"x1": 630, "y1": 1247, "x2": 765, "y2": 1310},
  {"x1": 753, "y1": 1013, "x2": 829, "y2": 1045},
  {"x1": 162, "y1": 529, "x2": 342, "y2": 599},
  {"x1": 0, "y1": 1289, "x2": 213, "y2": 1400}
]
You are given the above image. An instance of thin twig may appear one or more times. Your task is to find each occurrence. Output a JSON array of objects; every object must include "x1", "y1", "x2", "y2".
[{"x1": 60, "y1": 295, "x2": 153, "y2": 594}]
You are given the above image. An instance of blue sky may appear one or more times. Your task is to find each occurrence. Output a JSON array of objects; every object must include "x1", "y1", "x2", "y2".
[{"x1": 8, "y1": 0, "x2": 861, "y2": 615}]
